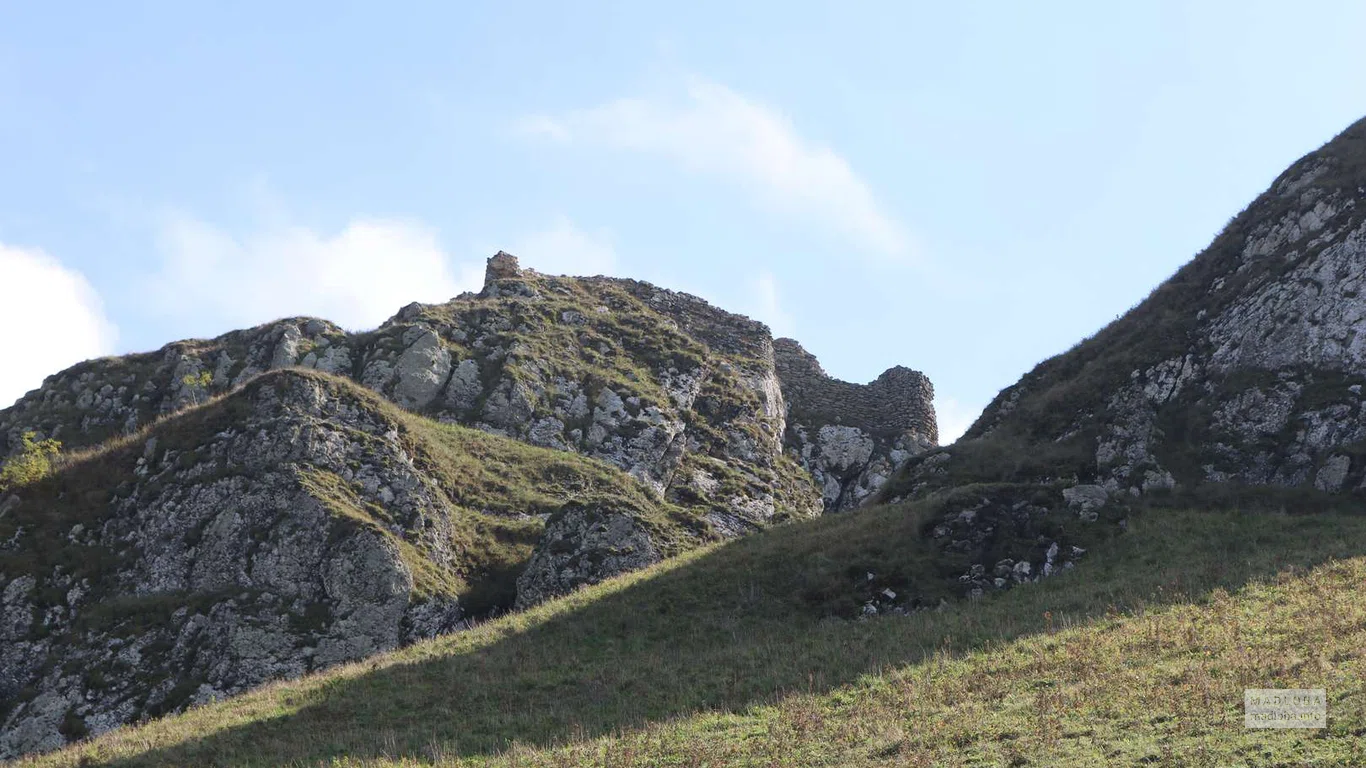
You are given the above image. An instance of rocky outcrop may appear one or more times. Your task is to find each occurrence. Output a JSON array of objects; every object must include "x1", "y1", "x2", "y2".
[
  {"x1": 880, "y1": 115, "x2": 1366, "y2": 588},
  {"x1": 0, "y1": 254, "x2": 939, "y2": 757},
  {"x1": 1, "y1": 255, "x2": 848, "y2": 539},
  {"x1": 0, "y1": 253, "x2": 942, "y2": 757},
  {"x1": 0, "y1": 372, "x2": 467, "y2": 759},
  {"x1": 513, "y1": 504, "x2": 662, "y2": 611},
  {"x1": 3, "y1": 254, "x2": 940, "y2": 543},
  {"x1": 774, "y1": 338, "x2": 935, "y2": 510},
  {"x1": 887, "y1": 115, "x2": 1366, "y2": 503}
]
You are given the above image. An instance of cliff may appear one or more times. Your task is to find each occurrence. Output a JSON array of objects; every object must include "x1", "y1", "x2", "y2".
[
  {"x1": 0, "y1": 256, "x2": 938, "y2": 758},
  {"x1": 878, "y1": 114, "x2": 1366, "y2": 601}
]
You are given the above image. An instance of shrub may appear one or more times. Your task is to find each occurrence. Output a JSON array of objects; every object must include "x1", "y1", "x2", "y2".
[
  {"x1": 181, "y1": 371, "x2": 213, "y2": 389},
  {"x1": 0, "y1": 431, "x2": 62, "y2": 492}
]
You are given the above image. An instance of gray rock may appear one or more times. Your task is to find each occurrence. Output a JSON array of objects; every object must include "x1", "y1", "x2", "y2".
[
  {"x1": 391, "y1": 329, "x2": 452, "y2": 409},
  {"x1": 1062, "y1": 484, "x2": 1109, "y2": 516},
  {"x1": 1315, "y1": 454, "x2": 1352, "y2": 492},
  {"x1": 0, "y1": 374, "x2": 464, "y2": 759},
  {"x1": 514, "y1": 505, "x2": 661, "y2": 610},
  {"x1": 443, "y1": 358, "x2": 483, "y2": 414}
]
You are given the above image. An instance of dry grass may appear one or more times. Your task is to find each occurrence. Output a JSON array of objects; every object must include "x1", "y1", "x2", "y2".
[{"x1": 21, "y1": 499, "x2": 1366, "y2": 767}]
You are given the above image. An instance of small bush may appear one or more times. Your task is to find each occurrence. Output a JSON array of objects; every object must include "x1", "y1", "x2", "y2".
[{"x1": 0, "y1": 431, "x2": 62, "y2": 492}]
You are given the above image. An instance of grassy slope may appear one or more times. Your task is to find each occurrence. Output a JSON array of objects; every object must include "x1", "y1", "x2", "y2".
[
  {"x1": 24, "y1": 494, "x2": 1366, "y2": 767},
  {"x1": 878, "y1": 116, "x2": 1366, "y2": 501},
  {"x1": 0, "y1": 369, "x2": 699, "y2": 626}
]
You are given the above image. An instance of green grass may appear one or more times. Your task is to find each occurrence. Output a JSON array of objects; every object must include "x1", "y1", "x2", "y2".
[
  {"x1": 0, "y1": 368, "x2": 709, "y2": 628},
  {"x1": 23, "y1": 494, "x2": 1366, "y2": 767},
  {"x1": 901, "y1": 116, "x2": 1366, "y2": 493},
  {"x1": 408, "y1": 271, "x2": 819, "y2": 518}
]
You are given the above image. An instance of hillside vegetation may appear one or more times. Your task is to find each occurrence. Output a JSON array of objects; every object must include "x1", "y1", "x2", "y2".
[
  {"x1": 22, "y1": 491, "x2": 1366, "y2": 767},
  {"x1": 881, "y1": 115, "x2": 1366, "y2": 502},
  {"x1": 0, "y1": 369, "x2": 699, "y2": 620}
]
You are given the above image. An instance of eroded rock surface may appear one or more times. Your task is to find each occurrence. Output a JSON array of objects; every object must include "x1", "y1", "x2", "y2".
[
  {"x1": 890, "y1": 116, "x2": 1366, "y2": 502},
  {"x1": 0, "y1": 253, "x2": 941, "y2": 758},
  {"x1": 513, "y1": 505, "x2": 662, "y2": 610},
  {"x1": 0, "y1": 373, "x2": 467, "y2": 759}
]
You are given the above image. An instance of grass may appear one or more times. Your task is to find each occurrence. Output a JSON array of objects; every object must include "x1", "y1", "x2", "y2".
[
  {"x1": 0, "y1": 368, "x2": 712, "y2": 631},
  {"x1": 22, "y1": 493, "x2": 1366, "y2": 767},
  {"x1": 406, "y1": 271, "x2": 819, "y2": 519},
  {"x1": 902, "y1": 115, "x2": 1366, "y2": 493}
]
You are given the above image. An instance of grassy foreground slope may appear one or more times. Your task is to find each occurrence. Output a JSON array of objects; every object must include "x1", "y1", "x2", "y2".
[{"x1": 23, "y1": 492, "x2": 1366, "y2": 767}]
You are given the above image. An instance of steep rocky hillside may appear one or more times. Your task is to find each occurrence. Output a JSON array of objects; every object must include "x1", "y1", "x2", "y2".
[
  {"x1": 1, "y1": 254, "x2": 935, "y2": 527},
  {"x1": 0, "y1": 256, "x2": 937, "y2": 759},
  {"x1": 893, "y1": 115, "x2": 1366, "y2": 497},
  {"x1": 17, "y1": 490, "x2": 1366, "y2": 767},
  {"x1": 0, "y1": 370, "x2": 708, "y2": 758},
  {"x1": 876, "y1": 114, "x2": 1366, "y2": 607}
]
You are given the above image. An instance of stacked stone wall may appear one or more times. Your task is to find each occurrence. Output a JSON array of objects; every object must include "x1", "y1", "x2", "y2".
[{"x1": 773, "y1": 338, "x2": 936, "y2": 442}]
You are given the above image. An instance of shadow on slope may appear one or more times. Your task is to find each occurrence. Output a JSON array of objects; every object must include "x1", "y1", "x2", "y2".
[{"x1": 47, "y1": 492, "x2": 1366, "y2": 767}]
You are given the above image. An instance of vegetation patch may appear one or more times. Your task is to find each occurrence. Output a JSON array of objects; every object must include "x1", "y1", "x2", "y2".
[{"x1": 22, "y1": 489, "x2": 1366, "y2": 767}]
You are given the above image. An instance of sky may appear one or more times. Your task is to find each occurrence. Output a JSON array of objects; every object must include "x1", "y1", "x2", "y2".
[{"x1": 2, "y1": 2, "x2": 1365, "y2": 442}]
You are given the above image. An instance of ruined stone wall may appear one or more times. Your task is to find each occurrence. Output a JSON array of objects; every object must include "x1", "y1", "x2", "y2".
[
  {"x1": 611, "y1": 279, "x2": 775, "y2": 362},
  {"x1": 773, "y1": 338, "x2": 937, "y2": 443}
]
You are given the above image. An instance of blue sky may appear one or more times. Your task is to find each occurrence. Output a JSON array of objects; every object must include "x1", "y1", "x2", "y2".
[{"x1": 2, "y1": 1, "x2": 1364, "y2": 441}]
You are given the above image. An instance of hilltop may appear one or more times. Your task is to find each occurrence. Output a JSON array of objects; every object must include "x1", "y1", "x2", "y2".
[
  {"x1": 0, "y1": 257, "x2": 937, "y2": 758},
  {"x1": 6, "y1": 108, "x2": 1366, "y2": 764}
]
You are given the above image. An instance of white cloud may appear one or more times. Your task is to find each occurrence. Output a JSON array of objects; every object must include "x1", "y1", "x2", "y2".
[
  {"x1": 933, "y1": 394, "x2": 984, "y2": 446},
  {"x1": 507, "y1": 216, "x2": 618, "y2": 277},
  {"x1": 0, "y1": 245, "x2": 118, "y2": 408},
  {"x1": 748, "y1": 272, "x2": 795, "y2": 337},
  {"x1": 148, "y1": 213, "x2": 482, "y2": 335},
  {"x1": 518, "y1": 78, "x2": 912, "y2": 260}
]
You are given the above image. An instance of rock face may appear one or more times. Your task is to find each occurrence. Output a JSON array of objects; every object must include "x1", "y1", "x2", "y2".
[
  {"x1": 0, "y1": 254, "x2": 939, "y2": 758},
  {"x1": 878, "y1": 115, "x2": 1366, "y2": 601},
  {"x1": 2, "y1": 254, "x2": 937, "y2": 536},
  {"x1": 774, "y1": 338, "x2": 936, "y2": 510},
  {"x1": 0, "y1": 372, "x2": 467, "y2": 759},
  {"x1": 513, "y1": 504, "x2": 662, "y2": 611}
]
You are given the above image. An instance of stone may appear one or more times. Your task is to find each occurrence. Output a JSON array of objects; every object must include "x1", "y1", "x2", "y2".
[
  {"x1": 443, "y1": 359, "x2": 482, "y2": 413},
  {"x1": 514, "y1": 505, "x2": 662, "y2": 610},
  {"x1": 390, "y1": 329, "x2": 452, "y2": 409},
  {"x1": 1315, "y1": 454, "x2": 1352, "y2": 492},
  {"x1": 1062, "y1": 484, "x2": 1109, "y2": 514}
]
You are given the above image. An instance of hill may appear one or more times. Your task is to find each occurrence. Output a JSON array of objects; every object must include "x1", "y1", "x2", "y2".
[
  {"x1": 15, "y1": 488, "x2": 1366, "y2": 767},
  {"x1": 0, "y1": 259, "x2": 938, "y2": 758},
  {"x1": 886, "y1": 115, "x2": 1366, "y2": 502},
  {"x1": 0, "y1": 369, "x2": 714, "y2": 757},
  {"x1": 7, "y1": 109, "x2": 1366, "y2": 765}
]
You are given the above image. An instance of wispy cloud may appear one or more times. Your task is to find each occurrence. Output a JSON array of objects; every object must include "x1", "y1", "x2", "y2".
[
  {"x1": 506, "y1": 215, "x2": 618, "y2": 277},
  {"x1": 147, "y1": 210, "x2": 481, "y2": 335},
  {"x1": 933, "y1": 394, "x2": 984, "y2": 446},
  {"x1": 749, "y1": 271, "x2": 795, "y2": 337},
  {"x1": 0, "y1": 244, "x2": 117, "y2": 407},
  {"x1": 517, "y1": 78, "x2": 912, "y2": 261}
]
